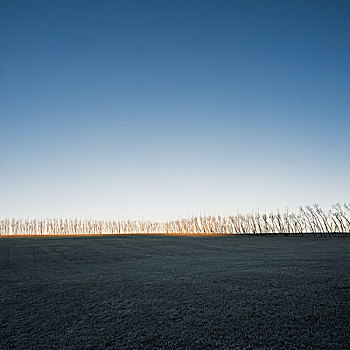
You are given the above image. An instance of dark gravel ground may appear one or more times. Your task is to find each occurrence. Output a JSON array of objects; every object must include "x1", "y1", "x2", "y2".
[{"x1": 0, "y1": 235, "x2": 349, "y2": 349}]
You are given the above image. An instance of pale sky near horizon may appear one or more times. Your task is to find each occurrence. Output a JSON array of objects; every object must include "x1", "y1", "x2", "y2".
[{"x1": 1, "y1": 0, "x2": 349, "y2": 221}]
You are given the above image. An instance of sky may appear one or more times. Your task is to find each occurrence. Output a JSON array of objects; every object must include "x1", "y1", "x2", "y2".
[{"x1": 0, "y1": 0, "x2": 349, "y2": 220}]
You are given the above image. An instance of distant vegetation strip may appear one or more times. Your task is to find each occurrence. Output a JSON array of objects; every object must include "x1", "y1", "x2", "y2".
[{"x1": 1, "y1": 204, "x2": 349, "y2": 236}]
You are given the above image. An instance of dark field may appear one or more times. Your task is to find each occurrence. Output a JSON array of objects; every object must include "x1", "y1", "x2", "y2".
[{"x1": 0, "y1": 236, "x2": 349, "y2": 349}]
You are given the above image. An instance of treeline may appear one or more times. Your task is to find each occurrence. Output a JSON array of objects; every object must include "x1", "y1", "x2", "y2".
[{"x1": 1, "y1": 204, "x2": 349, "y2": 235}]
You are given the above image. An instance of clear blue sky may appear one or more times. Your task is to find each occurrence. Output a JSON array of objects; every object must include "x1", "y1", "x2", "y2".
[{"x1": 1, "y1": 0, "x2": 349, "y2": 220}]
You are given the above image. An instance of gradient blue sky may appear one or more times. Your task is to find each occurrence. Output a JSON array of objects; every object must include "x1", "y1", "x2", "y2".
[{"x1": 1, "y1": 0, "x2": 349, "y2": 220}]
